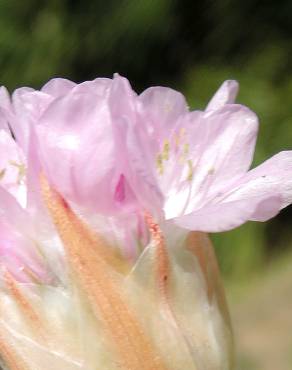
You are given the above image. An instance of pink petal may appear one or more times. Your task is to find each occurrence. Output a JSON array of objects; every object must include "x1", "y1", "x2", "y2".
[
  {"x1": 175, "y1": 195, "x2": 281, "y2": 232},
  {"x1": 0, "y1": 86, "x2": 12, "y2": 132},
  {"x1": 124, "y1": 122, "x2": 164, "y2": 215},
  {"x1": 224, "y1": 151, "x2": 292, "y2": 211},
  {"x1": 11, "y1": 88, "x2": 54, "y2": 152},
  {"x1": 138, "y1": 85, "x2": 188, "y2": 137},
  {"x1": 73, "y1": 78, "x2": 112, "y2": 96},
  {"x1": 120, "y1": 85, "x2": 188, "y2": 214},
  {"x1": 41, "y1": 78, "x2": 76, "y2": 97},
  {"x1": 206, "y1": 80, "x2": 239, "y2": 111},
  {"x1": 175, "y1": 151, "x2": 292, "y2": 231},
  {"x1": 159, "y1": 104, "x2": 258, "y2": 218},
  {"x1": 0, "y1": 85, "x2": 10, "y2": 107},
  {"x1": 0, "y1": 112, "x2": 9, "y2": 133},
  {"x1": 109, "y1": 74, "x2": 137, "y2": 122},
  {"x1": 196, "y1": 104, "x2": 259, "y2": 188},
  {"x1": 25, "y1": 127, "x2": 46, "y2": 217},
  {"x1": 0, "y1": 186, "x2": 32, "y2": 235},
  {"x1": 37, "y1": 85, "x2": 134, "y2": 214}
]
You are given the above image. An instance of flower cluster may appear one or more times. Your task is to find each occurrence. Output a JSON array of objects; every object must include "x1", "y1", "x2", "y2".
[{"x1": 0, "y1": 75, "x2": 291, "y2": 370}]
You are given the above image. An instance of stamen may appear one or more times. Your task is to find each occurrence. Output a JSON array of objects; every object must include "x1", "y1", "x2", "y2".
[
  {"x1": 183, "y1": 143, "x2": 189, "y2": 155},
  {"x1": 9, "y1": 161, "x2": 26, "y2": 184},
  {"x1": 162, "y1": 140, "x2": 170, "y2": 161},
  {"x1": 187, "y1": 160, "x2": 193, "y2": 181},
  {"x1": 174, "y1": 128, "x2": 186, "y2": 149},
  {"x1": 156, "y1": 153, "x2": 164, "y2": 175},
  {"x1": 0, "y1": 168, "x2": 6, "y2": 180}
]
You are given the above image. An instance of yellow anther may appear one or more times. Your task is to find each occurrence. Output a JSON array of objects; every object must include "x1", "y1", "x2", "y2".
[
  {"x1": 156, "y1": 154, "x2": 164, "y2": 175},
  {"x1": 187, "y1": 160, "x2": 193, "y2": 181},
  {"x1": 0, "y1": 169, "x2": 6, "y2": 180},
  {"x1": 174, "y1": 128, "x2": 186, "y2": 149},
  {"x1": 162, "y1": 140, "x2": 170, "y2": 161},
  {"x1": 183, "y1": 143, "x2": 189, "y2": 155},
  {"x1": 174, "y1": 134, "x2": 180, "y2": 148}
]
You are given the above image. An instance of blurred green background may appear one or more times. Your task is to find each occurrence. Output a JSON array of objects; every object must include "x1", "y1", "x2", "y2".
[{"x1": 1, "y1": 1, "x2": 292, "y2": 368}]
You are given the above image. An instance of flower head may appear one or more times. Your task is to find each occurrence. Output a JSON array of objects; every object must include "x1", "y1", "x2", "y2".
[{"x1": 0, "y1": 75, "x2": 291, "y2": 370}]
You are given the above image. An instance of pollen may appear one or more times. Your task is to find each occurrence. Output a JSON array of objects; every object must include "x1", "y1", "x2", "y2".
[
  {"x1": 0, "y1": 168, "x2": 6, "y2": 180},
  {"x1": 187, "y1": 160, "x2": 193, "y2": 181},
  {"x1": 156, "y1": 153, "x2": 164, "y2": 175},
  {"x1": 162, "y1": 140, "x2": 170, "y2": 161},
  {"x1": 173, "y1": 128, "x2": 186, "y2": 150},
  {"x1": 183, "y1": 143, "x2": 189, "y2": 155}
]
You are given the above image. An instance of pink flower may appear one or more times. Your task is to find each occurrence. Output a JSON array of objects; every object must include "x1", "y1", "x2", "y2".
[
  {"x1": 0, "y1": 75, "x2": 291, "y2": 370},
  {"x1": 1, "y1": 75, "x2": 292, "y2": 250}
]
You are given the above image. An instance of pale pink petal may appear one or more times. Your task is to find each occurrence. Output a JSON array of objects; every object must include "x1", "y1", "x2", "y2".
[
  {"x1": 0, "y1": 186, "x2": 32, "y2": 235},
  {"x1": 0, "y1": 86, "x2": 11, "y2": 114},
  {"x1": 25, "y1": 127, "x2": 46, "y2": 217},
  {"x1": 108, "y1": 75, "x2": 163, "y2": 214},
  {"x1": 175, "y1": 195, "x2": 281, "y2": 232},
  {"x1": 109, "y1": 74, "x2": 137, "y2": 123},
  {"x1": 0, "y1": 86, "x2": 11, "y2": 112},
  {"x1": 11, "y1": 88, "x2": 54, "y2": 152},
  {"x1": 37, "y1": 86, "x2": 134, "y2": 214},
  {"x1": 41, "y1": 77, "x2": 112, "y2": 97},
  {"x1": 119, "y1": 84, "x2": 189, "y2": 214},
  {"x1": 206, "y1": 80, "x2": 239, "y2": 111},
  {"x1": 138, "y1": 85, "x2": 188, "y2": 137},
  {"x1": 0, "y1": 86, "x2": 12, "y2": 132},
  {"x1": 41, "y1": 78, "x2": 76, "y2": 97},
  {"x1": 73, "y1": 78, "x2": 112, "y2": 96},
  {"x1": 153, "y1": 104, "x2": 258, "y2": 218},
  {"x1": 107, "y1": 74, "x2": 158, "y2": 213},
  {"x1": 192, "y1": 104, "x2": 259, "y2": 190},
  {"x1": 223, "y1": 151, "x2": 292, "y2": 211},
  {"x1": 124, "y1": 122, "x2": 164, "y2": 215},
  {"x1": 0, "y1": 112, "x2": 9, "y2": 132},
  {"x1": 175, "y1": 151, "x2": 292, "y2": 231}
]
